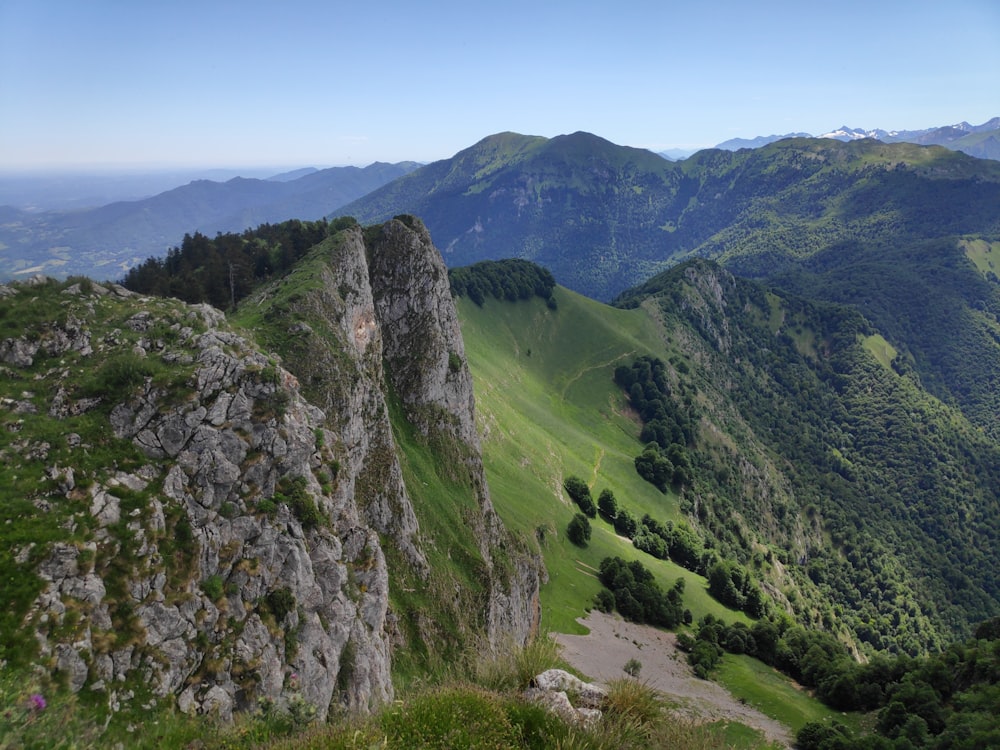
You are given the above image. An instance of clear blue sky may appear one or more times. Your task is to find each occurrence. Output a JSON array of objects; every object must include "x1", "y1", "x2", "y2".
[{"x1": 2, "y1": 0, "x2": 998, "y2": 170}]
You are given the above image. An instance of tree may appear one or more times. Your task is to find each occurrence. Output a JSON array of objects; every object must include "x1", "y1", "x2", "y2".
[
  {"x1": 597, "y1": 488, "x2": 618, "y2": 520},
  {"x1": 564, "y1": 476, "x2": 597, "y2": 517},
  {"x1": 567, "y1": 513, "x2": 592, "y2": 547},
  {"x1": 614, "y1": 508, "x2": 638, "y2": 539}
]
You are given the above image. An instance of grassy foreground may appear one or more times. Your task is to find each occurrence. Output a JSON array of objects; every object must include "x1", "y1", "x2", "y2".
[{"x1": 2, "y1": 637, "x2": 779, "y2": 749}]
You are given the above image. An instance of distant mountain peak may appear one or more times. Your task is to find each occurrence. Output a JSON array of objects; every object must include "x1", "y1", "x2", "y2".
[{"x1": 714, "y1": 117, "x2": 1000, "y2": 161}]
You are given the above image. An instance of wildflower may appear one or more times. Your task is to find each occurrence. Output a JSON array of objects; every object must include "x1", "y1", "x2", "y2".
[{"x1": 29, "y1": 694, "x2": 46, "y2": 711}]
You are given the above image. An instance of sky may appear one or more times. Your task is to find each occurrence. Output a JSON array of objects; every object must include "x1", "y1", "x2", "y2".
[{"x1": 1, "y1": 0, "x2": 998, "y2": 171}]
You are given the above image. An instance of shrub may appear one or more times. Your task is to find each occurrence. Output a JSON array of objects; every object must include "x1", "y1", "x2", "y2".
[
  {"x1": 563, "y1": 476, "x2": 597, "y2": 517},
  {"x1": 470, "y1": 634, "x2": 561, "y2": 692},
  {"x1": 82, "y1": 353, "x2": 156, "y2": 399},
  {"x1": 603, "y1": 677, "x2": 662, "y2": 726},
  {"x1": 594, "y1": 589, "x2": 616, "y2": 613},
  {"x1": 567, "y1": 513, "x2": 592, "y2": 547},
  {"x1": 201, "y1": 575, "x2": 224, "y2": 601},
  {"x1": 265, "y1": 588, "x2": 296, "y2": 623},
  {"x1": 623, "y1": 658, "x2": 642, "y2": 678},
  {"x1": 598, "y1": 488, "x2": 618, "y2": 520}
]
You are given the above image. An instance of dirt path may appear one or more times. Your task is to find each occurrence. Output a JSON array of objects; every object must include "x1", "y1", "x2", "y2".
[{"x1": 553, "y1": 611, "x2": 793, "y2": 748}]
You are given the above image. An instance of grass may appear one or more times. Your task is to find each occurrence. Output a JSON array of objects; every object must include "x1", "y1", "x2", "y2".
[
  {"x1": 714, "y1": 654, "x2": 859, "y2": 734},
  {"x1": 961, "y1": 236, "x2": 1000, "y2": 277},
  {"x1": 861, "y1": 333, "x2": 897, "y2": 371},
  {"x1": 458, "y1": 288, "x2": 750, "y2": 633}
]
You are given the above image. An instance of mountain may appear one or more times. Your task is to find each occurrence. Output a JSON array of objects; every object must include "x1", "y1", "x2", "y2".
[
  {"x1": 714, "y1": 132, "x2": 811, "y2": 150},
  {"x1": 0, "y1": 161, "x2": 420, "y2": 281},
  {"x1": 716, "y1": 117, "x2": 1000, "y2": 160},
  {"x1": 266, "y1": 167, "x2": 320, "y2": 182},
  {"x1": 6, "y1": 214, "x2": 1000, "y2": 746},
  {"x1": 336, "y1": 132, "x2": 1000, "y2": 302},
  {"x1": 0, "y1": 220, "x2": 539, "y2": 732}
]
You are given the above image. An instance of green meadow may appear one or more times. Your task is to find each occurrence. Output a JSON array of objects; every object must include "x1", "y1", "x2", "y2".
[{"x1": 458, "y1": 288, "x2": 749, "y2": 632}]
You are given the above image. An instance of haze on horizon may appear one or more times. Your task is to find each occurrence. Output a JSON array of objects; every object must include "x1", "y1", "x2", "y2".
[{"x1": 1, "y1": 0, "x2": 998, "y2": 172}]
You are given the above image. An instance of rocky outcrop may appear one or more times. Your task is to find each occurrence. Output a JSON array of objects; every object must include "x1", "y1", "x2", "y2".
[
  {"x1": 8, "y1": 216, "x2": 542, "y2": 723},
  {"x1": 368, "y1": 216, "x2": 543, "y2": 646},
  {"x1": 523, "y1": 669, "x2": 606, "y2": 726},
  {"x1": 20, "y1": 295, "x2": 391, "y2": 721}
]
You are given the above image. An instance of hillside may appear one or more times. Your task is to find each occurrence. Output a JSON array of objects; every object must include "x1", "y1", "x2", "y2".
[
  {"x1": 0, "y1": 220, "x2": 539, "y2": 740},
  {"x1": 336, "y1": 132, "x2": 1000, "y2": 302},
  {"x1": 457, "y1": 274, "x2": 1000, "y2": 656},
  {"x1": 5, "y1": 212, "x2": 1000, "y2": 746}
]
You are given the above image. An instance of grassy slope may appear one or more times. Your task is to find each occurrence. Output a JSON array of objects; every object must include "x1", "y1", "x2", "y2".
[
  {"x1": 458, "y1": 287, "x2": 748, "y2": 633},
  {"x1": 459, "y1": 287, "x2": 843, "y2": 735}
]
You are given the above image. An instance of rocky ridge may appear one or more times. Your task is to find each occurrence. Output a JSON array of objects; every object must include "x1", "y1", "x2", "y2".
[{"x1": 1, "y1": 218, "x2": 541, "y2": 723}]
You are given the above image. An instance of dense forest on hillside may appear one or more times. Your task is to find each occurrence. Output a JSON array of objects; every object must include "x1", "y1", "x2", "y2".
[
  {"x1": 770, "y1": 237, "x2": 1000, "y2": 440},
  {"x1": 448, "y1": 258, "x2": 557, "y2": 307},
  {"x1": 120, "y1": 218, "x2": 349, "y2": 307},
  {"x1": 616, "y1": 260, "x2": 1000, "y2": 656}
]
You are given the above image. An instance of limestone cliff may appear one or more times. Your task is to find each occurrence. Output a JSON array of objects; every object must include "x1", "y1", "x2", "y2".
[
  {"x1": 367, "y1": 216, "x2": 542, "y2": 646},
  {"x1": 1, "y1": 217, "x2": 541, "y2": 724}
]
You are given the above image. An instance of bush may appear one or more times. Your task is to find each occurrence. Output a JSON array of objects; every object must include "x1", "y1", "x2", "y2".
[
  {"x1": 564, "y1": 476, "x2": 597, "y2": 517},
  {"x1": 598, "y1": 488, "x2": 619, "y2": 520},
  {"x1": 594, "y1": 589, "x2": 616, "y2": 613},
  {"x1": 623, "y1": 658, "x2": 642, "y2": 677},
  {"x1": 567, "y1": 513, "x2": 592, "y2": 547},
  {"x1": 201, "y1": 574, "x2": 224, "y2": 601}
]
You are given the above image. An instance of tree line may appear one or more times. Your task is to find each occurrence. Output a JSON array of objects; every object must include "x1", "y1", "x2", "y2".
[{"x1": 120, "y1": 218, "x2": 352, "y2": 308}]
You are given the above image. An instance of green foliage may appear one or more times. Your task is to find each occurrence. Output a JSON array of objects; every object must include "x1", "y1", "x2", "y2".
[
  {"x1": 616, "y1": 357, "x2": 697, "y2": 491},
  {"x1": 201, "y1": 574, "x2": 224, "y2": 601},
  {"x1": 467, "y1": 634, "x2": 562, "y2": 693},
  {"x1": 597, "y1": 556, "x2": 685, "y2": 628},
  {"x1": 623, "y1": 658, "x2": 642, "y2": 677},
  {"x1": 706, "y1": 561, "x2": 769, "y2": 619},
  {"x1": 274, "y1": 476, "x2": 324, "y2": 530},
  {"x1": 567, "y1": 513, "x2": 592, "y2": 547},
  {"x1": 597, "y1": 488, "x2": 618, "y2": 520},
  {"x1": 449, "y1": 258, "x2": 557, "y2": 307},
  {"x1": 264, "y1": 588, "x2": 296, "y2": 624},
  {"x1": 121, "y1": 219, "x2": 331, "y2": 309},
  {"x1": 81, "y1": 352, "x2": 157, "y2": 399},
  {"x1": 379, "y1": 684, "x2": 520, "y2": 748},
  {"x1": 564, "y1": 475, "x2": 597, "y2": 517},
  {"x1": 624, "y1": 260, "x2": 1000, "y2": 654}
]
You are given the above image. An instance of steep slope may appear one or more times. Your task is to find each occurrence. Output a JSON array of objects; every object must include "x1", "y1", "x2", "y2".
[
  {"x1": 767, "y1": 237, "x2": 1000, "y2": 440},
  {"x1": 231, "y1": 218, "x2": 542, "y2": 673},
  {"x1": 0, "y1": 162, "x2": 419, "y2": 281},
  {"x1": 616, "y1": 261, "x2": 1000, "y2": 650},
  {"x1": 1, "y1": 279, "x2": 392, "y2": 722},
  {"x1": 456, "y1": 265, "x2": 1000, "y2": 657},
  {"x1": 337, "y1": 133, "x2": 1000, "y2": 301},
  {"x1": 0, "y1": 219, "x2": 540, "y2": 730}
]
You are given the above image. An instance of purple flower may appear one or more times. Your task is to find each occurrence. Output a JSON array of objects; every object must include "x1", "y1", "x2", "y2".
[{"x1": 29, "y1": 694, "x2": 46, "y2": 711}]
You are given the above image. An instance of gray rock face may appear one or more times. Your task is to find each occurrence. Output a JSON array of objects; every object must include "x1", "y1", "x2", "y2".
[
  {"x1": 368, "y1": 216, "x2": 544, "y2": 647},
  {"x1": 524, "y1": 669, "x2": 607, "y2": 726},
  {"x1": 19, "y1": 218, "x2": 543, "y2": 723},
  {"x1": 30, "y1": 298, "x2": 392, "y2": 721}
]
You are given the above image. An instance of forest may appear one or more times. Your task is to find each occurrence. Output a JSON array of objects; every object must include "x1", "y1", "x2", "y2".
[{"x1": 120, "y1": 218, "x2": 346, "y2": 307}]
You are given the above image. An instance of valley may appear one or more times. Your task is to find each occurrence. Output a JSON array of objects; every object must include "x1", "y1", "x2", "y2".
[{"x1": 3, "y1": 129, "x2": 1000, "y2": 747}]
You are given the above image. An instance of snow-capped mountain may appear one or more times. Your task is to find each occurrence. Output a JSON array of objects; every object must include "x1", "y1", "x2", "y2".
[
  {"x1": 818, "y1": 126, "x2": 892, "y2": 141},
  {"x1": 713, "y1": 118, "x2": 1000, "y2": 161}
]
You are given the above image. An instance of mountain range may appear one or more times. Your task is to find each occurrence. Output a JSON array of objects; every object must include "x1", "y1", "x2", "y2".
[
  {"x1": 714, "y1": 117, "x2": 1000, "y2": 160},
  {"x1": 337, "y1": 131, "x2": 1000, "y2": 301},
  {"x1": 0, "y1": 161, "x2": 418, "y2": 280}
]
